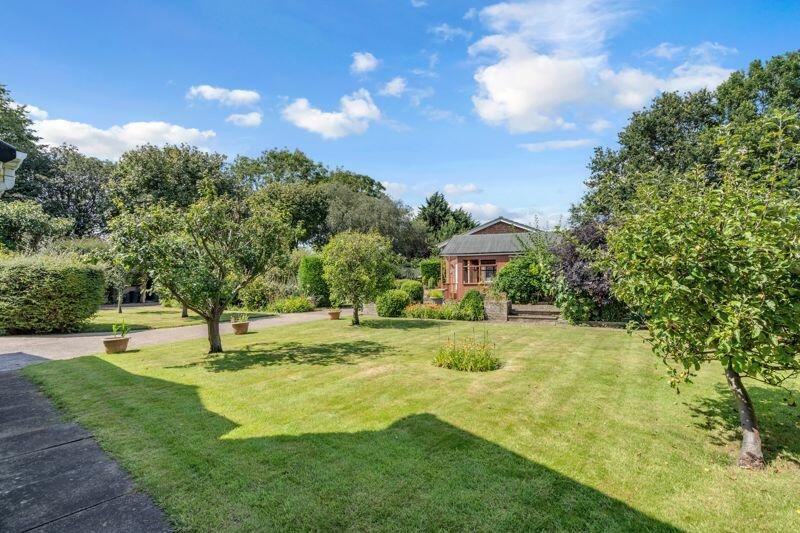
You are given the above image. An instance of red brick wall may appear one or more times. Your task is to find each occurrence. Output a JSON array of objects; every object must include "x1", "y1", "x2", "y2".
[{"x1": 471, "y1": 221, "x2": 527, "y2": 235}]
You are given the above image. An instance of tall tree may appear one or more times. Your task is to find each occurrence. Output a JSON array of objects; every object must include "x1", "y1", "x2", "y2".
[
  {"x1": 110, "y1": 194, "x2": 295, "y2": 352},
  {"x1": 0, "y1": 200, "x2": 72, "y2": 251},
  {"x1": 35, "y1": 145, "x2": 115, "y2": 236},
  {"x1": 416, "y1": 191, "x2": 478, "y2": 243},
  {"x1": 251, "y1": 182, "x2": 328, "y2": 246},
  {"x1": 0, "y1": 84, "x2": 48, "y2": 202},
  {"x1": 231, "y1": 148, "x2": 327, "y2": 189},
  {"x1": 607, "y1": 166, "x2": 800, "y2": 469}
]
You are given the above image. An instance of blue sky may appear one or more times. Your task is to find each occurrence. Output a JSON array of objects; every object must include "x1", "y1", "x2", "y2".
[{"x1": 4, "y1": 1, "x2": 799, "y2": 226}]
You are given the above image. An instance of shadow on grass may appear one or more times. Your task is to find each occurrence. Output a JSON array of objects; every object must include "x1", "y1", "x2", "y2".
[
  {"x1": 30, "y1": 356, "x2": 681, "y2": 531},
  {"x1": 359, "y1": 318, "x2": 442, "y2": 330},
  {"x1": 173, "y1": 340, "x2": 392, "y2": 372},
  {"x1": 686, "y1": 384, "x2": 800, "y2": 465}
]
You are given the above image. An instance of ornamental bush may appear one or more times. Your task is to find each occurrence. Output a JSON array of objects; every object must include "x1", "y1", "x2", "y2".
[
  {"x1": 298, "y1": 255, "x2": 330, "y2": 307},
  {"x1": 376, "y1": 289, "x2": 411, "y2": 317},
  {"x1": 268, "y1": 296, "x2": 315, "y2": 313},
  {"x1": 433, "y1": 333, "x2": 500, "y2": 372},
  {"x1": 459, "y1": 289, "x2": 486, "y2": 321},
  {"x1": 0, "y1": 255, "x2": 104, "y2": 334},
  {"x1": 239, "y1": 275, "x2": 298, "y2": 311},
  {"x1": 399, "y1": 280, "x2": 423, "y2": 302}
]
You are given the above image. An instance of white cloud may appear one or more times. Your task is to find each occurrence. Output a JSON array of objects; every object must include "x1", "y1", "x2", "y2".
[
  {"x1": 225, "y1": 111, "x2": 262, "y2": 127},
  {"x1": 429, "y1": 23, "x2": 473, "y2": 41},
  {"x1": 381, "y1": 181, "x2": 407, "y2": 198},
  {"x1": 422, "y1": 107, "x2": 465, "y2": 124},
  {"x1": 380, "y1": 77, "x2": 408, "y2": 97},
  {"x1": 469, "y1": 1, "x2": 736, "y2": 130},
  {"x1": 453, "y1": 201, "x2": 504, "y2": 220},
  {"x1": 412, "y1": 52, "x2": 439, "y2": 78},
  {"x1": 588, "y1": 119, "x2": 612, "y2": 132},
  {"x1": 33, "y1": 118, "x2": 215, "y2": 159},
  {"x1": 464, "y1": 7, "x2": 479, "y2": 19},
  {"x1": 281, "y1": 88, "x2": 381, "y2": 139},
  {"x1": 444, "y1": 183, "x2": 481, "y2": 195},
  {"x1": 645, "y1": 42, "x2": 684, "y2": 60},
  {"x1": 518, "y1": 138, "x2": 595, "y2": 152},
  {"x1": 350, "y1": 52, "x2": 379, "y2": 74},
  {"x1": 14, "y1": 103, "x2": 49, "y2": 120},
  {"x1": 411, "y1": 0, "x2": 427, "y2": 7},
  {"x1": 186, "y1": 84, "x2": 260, "y2": 106}
]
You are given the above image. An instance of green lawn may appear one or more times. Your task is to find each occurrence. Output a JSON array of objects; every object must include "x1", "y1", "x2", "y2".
[
  {"x1": 82, "y1": 305, "x2": 271, "y2": 332},
  {"x1": 24, "y1": 319, "x2": 800, "y2": 531}
]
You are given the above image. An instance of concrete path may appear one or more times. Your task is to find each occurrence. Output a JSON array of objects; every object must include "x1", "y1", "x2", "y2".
[
  {"x1": 0, "y1": 310, "x2": 340, "y2": 368},
  {"x1": 0, "y1": 371, "x2": 170, "y2": 532}
]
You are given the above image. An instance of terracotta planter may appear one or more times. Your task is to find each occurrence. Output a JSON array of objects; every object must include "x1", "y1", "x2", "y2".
[
  {"x1": 231, "y1": 321, "x2": 249, "y2": 335},
  {"x1": 103, "y1": 336, "x2": 130, "y2": 354},
  {"x1": 328, "y1": 310, "x2": 341, "y2": 320}
]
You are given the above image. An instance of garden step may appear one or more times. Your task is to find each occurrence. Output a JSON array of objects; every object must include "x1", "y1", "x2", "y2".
[{"x1": 507, "y1": 314, "x2": 559, "y2": 322}]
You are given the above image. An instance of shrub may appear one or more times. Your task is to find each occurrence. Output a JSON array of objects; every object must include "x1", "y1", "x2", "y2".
[
  {"x1": 298, "y1": 255, "x2": 330, "y2": 307},
  {"x1": 428, "y1": 288, "x2": 443, "y2": 299},
  {"x1": 399, "y1": 280, "x2": 423, "y2": 302},
  {"x1": 376, "y1": 289, "x2": 411, "y2": 317},
  {"x1": 459, "y1": 289, "x2": 486, "y2": 321},
  {"x1": 268, "y1": 296, "x2": 315, "y2": 313},
  {"x1": 0, "y1": 255, "x2": 104, "y2": 334},
  {"x1": 404, "y1": 303, "x2": 443, "y2": 319},
  {"x1": 419, "y1": 257, "x2": 441, "y2": 287},
  {"x1": 433, "y1": 333, "x2": 500, "y2": 372},
  {"x1": 239, "y1": 274, "x2": 298, "y2": 311}
]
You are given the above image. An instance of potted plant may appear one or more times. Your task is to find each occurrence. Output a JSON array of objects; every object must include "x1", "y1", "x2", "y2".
[
  {"x1": 103, "y1": 320, "x2": 130, "y2": 354},
  {"x1": 231, "y1": 313, "x2": 250, "y2": 335},
  {"x1": 328, "y1": 305, "x2": 341, "y2": 320},
  {"x1": 429, "y1": 289, "x2": 444, "y2": 305}
]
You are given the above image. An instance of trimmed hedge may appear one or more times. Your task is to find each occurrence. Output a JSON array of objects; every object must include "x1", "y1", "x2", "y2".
[
  {"x1": 399, "y1": 280, "x2": 423, "y2": 302},
  {"x1": 268, "y1": 296, "x2": 315, "y2": 313},
  {"x1": 0, "y1": 255, "x2": 104, "y2": 334},
  {"x1": 376, "y1": 289, "x2": 411, "y2": 317},
  {"x1": 298, "y1": 255, "x2": 330, "y2": 307},
  {"x1": 419, "y1": 258, "x2": 441, "y2": 287}
]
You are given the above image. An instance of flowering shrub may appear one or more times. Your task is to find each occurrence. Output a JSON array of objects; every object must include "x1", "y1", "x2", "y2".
[{"x1": 433, "y1": 332, "x2": 500, "y2": 372}]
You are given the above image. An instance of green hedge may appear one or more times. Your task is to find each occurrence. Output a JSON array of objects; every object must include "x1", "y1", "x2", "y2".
[
  {"x1": 419, "y1": 258, "x2": 441, "y2": 288},
  {"x1": 459, "y1": 289, "x2": 486, "y2": 321},
  {"x1": 298, "y1": 255, "x2": 330, "y2": 307},
  {"x1": 376, "y1": 289, "x2": 411, "y2": 317},
  {"x1": 0, "y1": 255, "x2": 104, "y2": 334}
]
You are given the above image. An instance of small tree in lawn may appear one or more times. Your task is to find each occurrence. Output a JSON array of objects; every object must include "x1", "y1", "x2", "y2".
[
  {"x1": 110, "y1": 192, "x2": 294, "y2": 352},
  {"x1": 321, "y1": 231, "x2": 395, "y2": 325},
  {"x1": 606, "y1": 146, "x2": 800, "y2": 468}
]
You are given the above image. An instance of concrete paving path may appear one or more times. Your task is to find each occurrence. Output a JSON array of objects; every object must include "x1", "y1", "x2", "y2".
[
  {"x1": 0, "y1": 370, "x2": 170, "y2": 532},
  {"x1": 0, "y1": 310, "x2": 340, "y2": 370}
]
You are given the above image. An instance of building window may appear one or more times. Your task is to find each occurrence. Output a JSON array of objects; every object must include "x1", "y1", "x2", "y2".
[{"x1": 462, "y1": 259, "x2": 496, "y2": 284}]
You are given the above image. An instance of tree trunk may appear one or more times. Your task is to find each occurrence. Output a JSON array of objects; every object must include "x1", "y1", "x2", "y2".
[
  {"x1": 139, "y1": 274, "x2": 148, "y2": 303},
  {"x1": 117, "y1": 288, "x2": 123, "y2": 314},
  {"x1": 181, "y1": 303, "x2": 188, "y2": 318},
  {"x1": 207, "y1": 310, "x2": 223, "y2": 353},
  {"x1": 725, "y1": 367, "x2": 765, "y2": 469},
  {"x1": 351, "y1": 300, "x2": 360, "y2": 326}
]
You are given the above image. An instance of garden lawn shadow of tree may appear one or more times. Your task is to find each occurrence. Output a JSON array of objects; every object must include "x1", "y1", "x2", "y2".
[
  {"x1": 36, "y1": 357, "x2": 681, "y2": 531},
  {"x1": 178, "y1": 340, "x2": 393, "y2": 372},
  {"x1": 686, "y1": 384, "x2": 800, "y2": 466}
]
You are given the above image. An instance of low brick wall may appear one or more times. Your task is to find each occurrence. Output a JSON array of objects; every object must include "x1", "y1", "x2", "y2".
[{"x1": 484, "y1": 298, "x2": 510, "y2": 321}]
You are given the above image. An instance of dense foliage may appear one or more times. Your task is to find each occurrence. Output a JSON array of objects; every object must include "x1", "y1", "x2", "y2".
[
  {"x1": 416, "y1": 192, "x2": 478, "y2": 243},
  {"x1": 0, "y1": 255, "x2": 104, "y2": 333},
  {"x1": 268, "y1": 296, "x2": 315, "y2": 314},
  {"x1": 459, "y1": 290, "x2": 486, "y2": 321},
  {"x1": 297, "y1": 255, "x2": 330, "y2": 307},
  {"x1": 376, "y1": 289, "x2": 411, "y2": 317},
  {"x1": 0, "y1": 200, "x2": 72, "y2": 251},
  {"x1": 492, "y1": 233, "x2": 554, "y2": 304},
  {"x1": 399, "y1": 280, "x2": 423, "y2": 303},
  {"x1": 321, "y1": 231, "x2": 396, "y2": 325}
]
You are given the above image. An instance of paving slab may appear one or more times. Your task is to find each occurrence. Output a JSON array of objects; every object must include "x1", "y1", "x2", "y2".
[{"x1": 0, "y1": 372, "x2": 169, "y2": 532}]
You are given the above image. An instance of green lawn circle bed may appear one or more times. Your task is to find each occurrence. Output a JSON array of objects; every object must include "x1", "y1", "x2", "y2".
[{"x1": 433, "y1": 333, "x2": 501, "y2": 372}]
